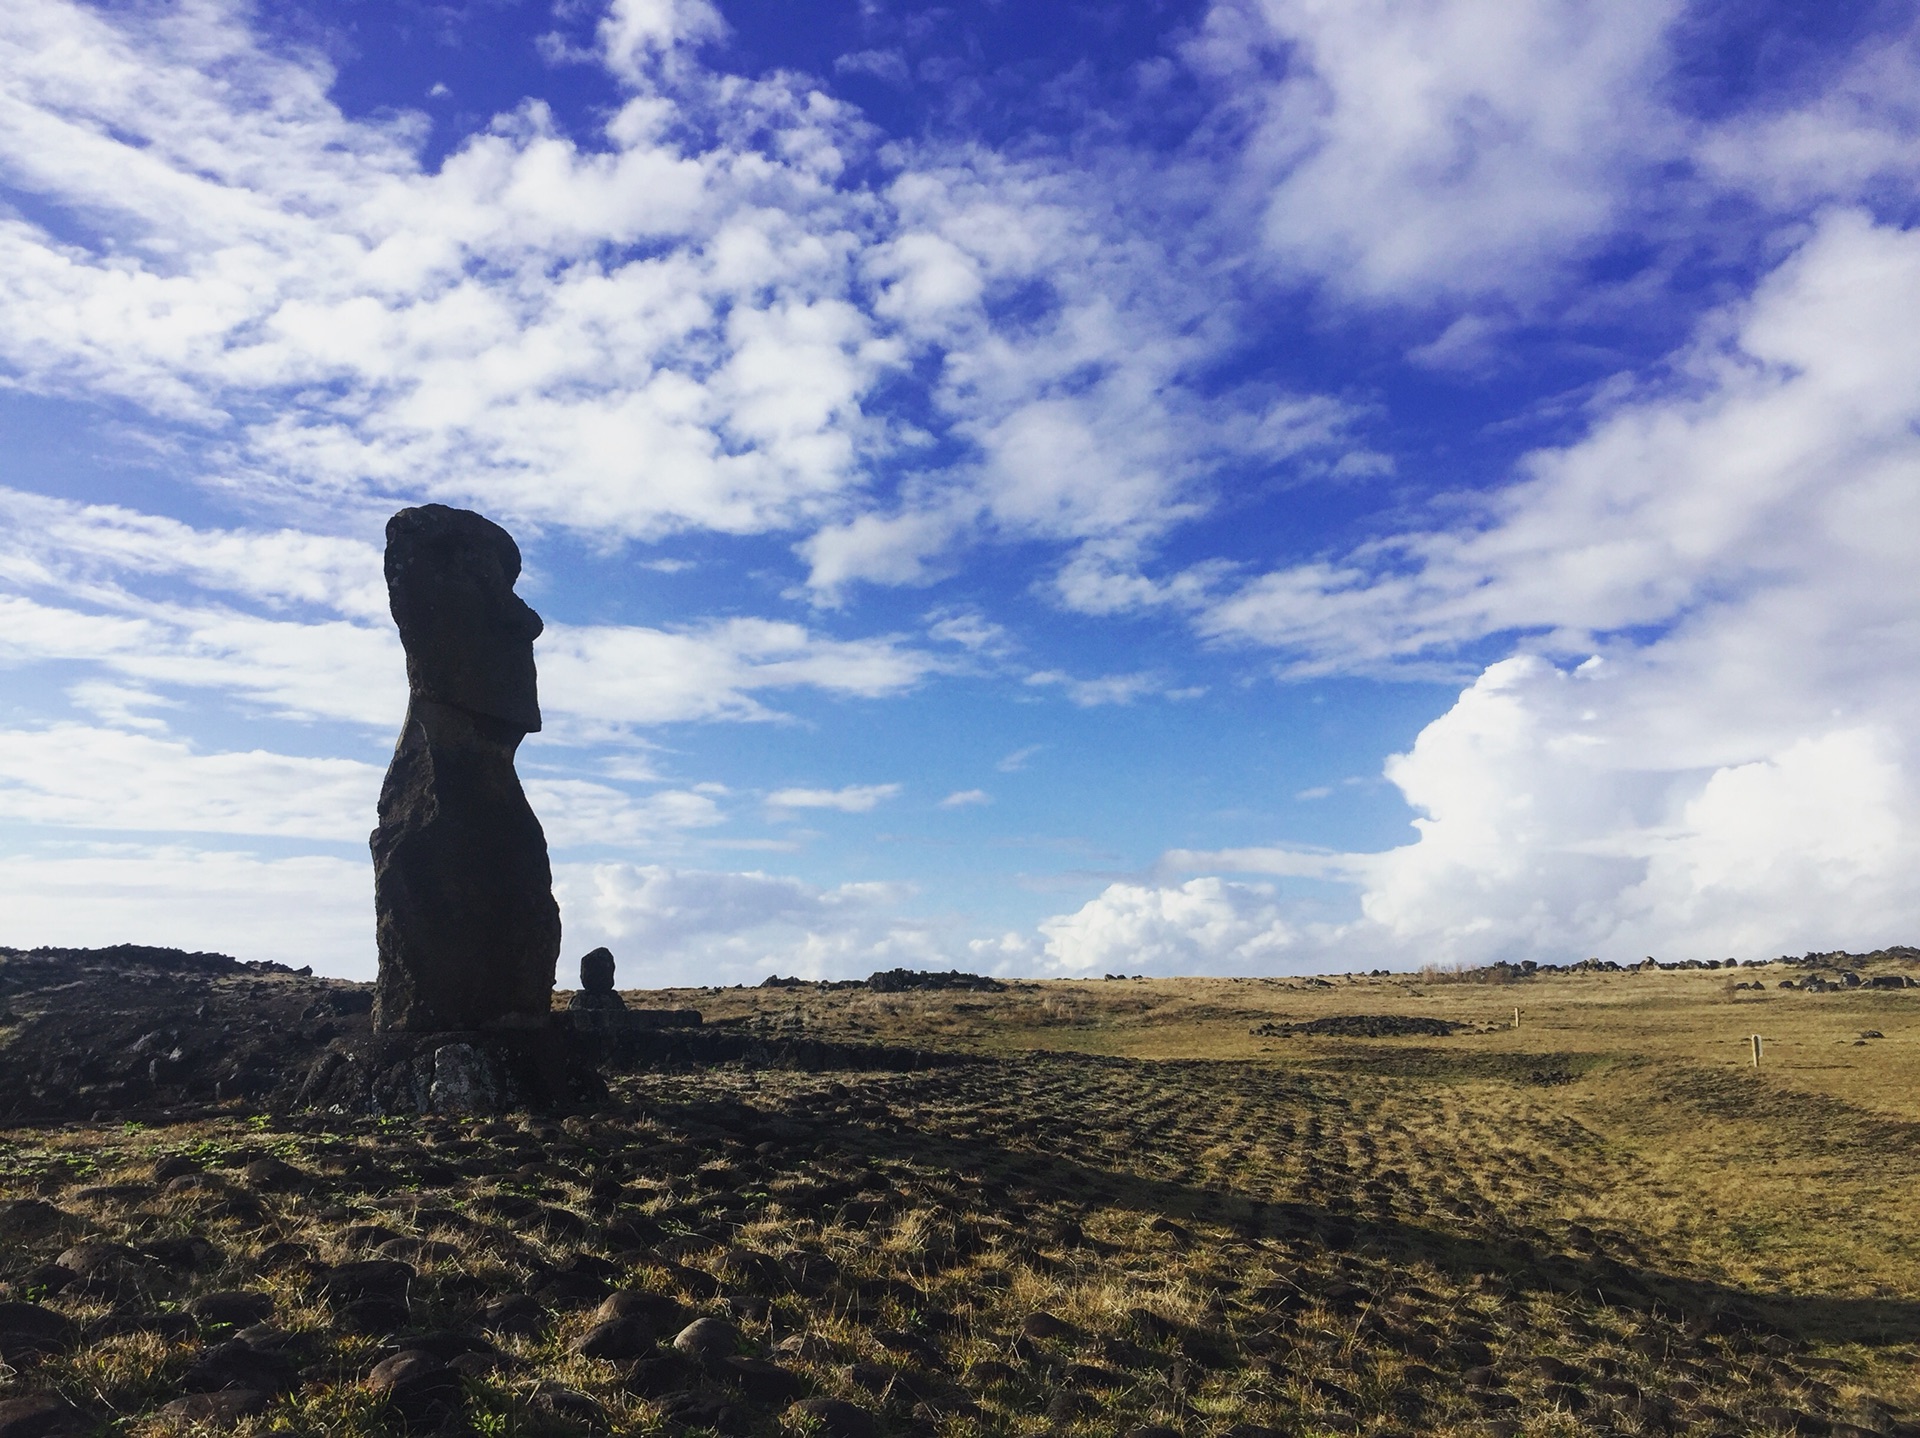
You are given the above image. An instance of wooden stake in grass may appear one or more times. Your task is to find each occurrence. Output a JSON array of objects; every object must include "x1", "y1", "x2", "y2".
[
  {"x1": 1751, "y1": 1033, "x2": 1762, "y2": 1068},
  {"x1": 1513, "y1": 1007, "x2": 1521, "y2": 1030}
]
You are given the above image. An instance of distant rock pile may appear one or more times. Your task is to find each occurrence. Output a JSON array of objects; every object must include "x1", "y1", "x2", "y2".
[
  {"x1": 1252, "y1": 1015, "x2": 1460, "y2": 1039},
  {"x1": 758, "y1": 969, "x2": 1007, "y2": 994}
]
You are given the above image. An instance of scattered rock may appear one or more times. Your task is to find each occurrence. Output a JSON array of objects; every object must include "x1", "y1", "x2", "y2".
[
  {"x1": 188, "y1": 1291, "x2": 275, "y2": 1328},
  {"x1": 157, "y1": 1391, "x2": 270, "y2": 1428},
  {"x1": 0, "y1": 1303, "x2": 79, "y2": 1360},
  {"x1": 723, "y1": 1355, "x2": 806, "y2": 1401},
  {"x1": 1020, "y1": 1310, "x2": 1078, "y2": 1340},
  {"x1": 594, "y1": 1290, "x2": 686, "y2": 1328},
  {"x1": 673, "y1": 1315, "x2": 741, "y2": 1360},
  {"x1": 0, "y1": 1393, "x2": 79, "y2": 1438},
  {"x1": 478, "y1": 1293, "x2": 547, "y2": 1335},
  {"x1": 1252, "y1": 1015, "x2": 1460, "y2": 1038},
  {"x1": 368, "y1": 1349, "x2": 464, "y2": 1426},
  {"x1": 54, "y1": 1241, "x2": 143, "y2": 1277},
  {"x1": 240, "y1": 1156, "x2": 305, "y2": 1190},
  {"x1": 787, "y1": 1396, "x2": 879, "y2": 1438},
  {"x1": 527, "y1": 1383, "x2": 604, "y2": 1427},
  {"x1": 573, "y1": 1315, "x2": 655, "y2": 1360},
  {"x1": 180, "y1": 1340, "x2": 299, "y2": 1395}
]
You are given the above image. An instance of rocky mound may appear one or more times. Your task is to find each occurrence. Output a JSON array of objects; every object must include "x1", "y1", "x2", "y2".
[
  {"x1": 1252, "y1": 1015, "x2": 1460, "y2": 1038},
  {"x1": 0, "y1": 951, "x2": 954, "y2": 1124}
]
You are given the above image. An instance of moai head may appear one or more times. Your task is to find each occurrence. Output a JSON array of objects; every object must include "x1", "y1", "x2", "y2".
[
  {"x1": 385, "y1": 504, "x2": 543, "y2": 733},
  {"x1": 580, "y1": 947, "x2": 617, "y2": 993}
]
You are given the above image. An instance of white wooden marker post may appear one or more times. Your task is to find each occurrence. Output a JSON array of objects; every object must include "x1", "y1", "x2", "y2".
[
  {"x1": 1751, "y1": 1033, "x2": 1762, "y2": 1068},
  {"x1": 1513, "y1": 1007, "x2": 1521, "y2": 1030}
]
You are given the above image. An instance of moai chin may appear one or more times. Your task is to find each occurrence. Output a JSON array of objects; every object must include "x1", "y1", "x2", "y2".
[{"x1": 370, "y1": 504, "x2": 560, "y2": 1032}]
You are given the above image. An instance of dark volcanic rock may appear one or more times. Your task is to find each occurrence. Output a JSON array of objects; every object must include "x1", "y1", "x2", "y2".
[
  {"x1": 371, "y1": 504, "x2": 560, "y2": 1034},
  {"x1": 0, "y1": 1303, "x2": 78, "y2": 1360},
  {"x1": 180, "y1": 1339, "x2": 299, "y2": 1395},
  {"x1": 0, "y1": 1392, "x2": 81, "y2": 1437},
  {"x1": 1253, "y1": 1014, "x2": 1460, "y2": 1038},
  {"x1": 296, "y1": 1028, "x2": 603, "y2": 1116},
  {"x1": 158, "y1": 1390, "x2": 270, "y2": 1427},
  {"x1": 368, "y1": 1349, "x2": 464, "y2": 1426},
  {"x1": 580, "y1": 947, "x2": 617, "y2": 993},
  {"x1": 865, "y1": 968, "x2": 1005, "y2": 993}
]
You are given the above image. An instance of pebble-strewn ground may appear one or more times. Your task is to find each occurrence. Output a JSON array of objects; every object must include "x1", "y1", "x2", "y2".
[
  {"x1": 4, "y1": 1041, "x2": 1919, "y2": 1438},
  {"x1": 3, "y1": 952, "x2": 1920, "y2": 1436}
]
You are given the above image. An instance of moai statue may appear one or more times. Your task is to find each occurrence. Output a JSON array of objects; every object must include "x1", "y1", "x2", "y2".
[
  {"x1": 371, "y1": 504, "x2": 560, "y2": 1031},
  {"x1": 568, "y1": 946, "x2": 628, "y2": 1012}
]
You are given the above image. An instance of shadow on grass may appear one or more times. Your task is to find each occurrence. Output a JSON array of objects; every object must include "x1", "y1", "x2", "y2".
[{"x1": 626, "y1": 1052, "x2": 1920, "y2": 1352}]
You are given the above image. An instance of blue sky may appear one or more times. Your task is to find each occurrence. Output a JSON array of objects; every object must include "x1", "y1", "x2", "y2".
[{"x1": 2, "y1": 0, "x2": 1918, "y2": 982}]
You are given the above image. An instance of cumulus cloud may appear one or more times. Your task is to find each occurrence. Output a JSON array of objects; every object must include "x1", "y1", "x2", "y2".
[
  {"x1": 1023, "y1": 669, "x2": 1184, "y2": 707},
  {"x1": 0, "y1": 726, "x2": 379, "y2": 839},
  {"x1": 0, "y1": 491, "x2": 942, "y2": 733},
  {"x1": 0, "y1": 0, "x2": 1361, "y2": 607},
  {"x1": 939, "y1": 789, "x2": 990, "y2": 808},
  {"x1": 1342, "y1": 657, "x2": 1920, "y2": 964},
  {"x1": 1075, "y1": 212, "x2": 1920, "y2": 969},
  {"x1": 1189, "y1": 0, "x2": 1684, "y2": 305},
  {"x1": 1036, "y1": 877, "x2": 1299, "y2": 974},
  {"x1": 553, "y1": 861, "x2": 944, "y2": 984}
]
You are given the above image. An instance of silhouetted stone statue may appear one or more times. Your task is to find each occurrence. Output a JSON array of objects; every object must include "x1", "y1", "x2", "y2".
[
  {"x1": 568, "y1": 947, "x2": 627, "y2": 1013},
  {"x1": 371, "y1": 505, "x2": 560, "y2": 1032}
]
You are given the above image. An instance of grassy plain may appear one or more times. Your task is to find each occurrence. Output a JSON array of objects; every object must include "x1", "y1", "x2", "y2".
[{"x1": 2, "y1": 956, "x2": 1917, "y2": 1438}]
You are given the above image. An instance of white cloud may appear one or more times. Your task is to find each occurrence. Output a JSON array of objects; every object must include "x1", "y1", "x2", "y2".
[
  {"x1": 939, "y1": 789, "x2": 991, "y2": 808},
  {"x1": 1697, "y1": 24, "x2": 1920, "y2": 212},
  {"x1": 800, "y1": 154, "x2": 1363, "y2": 601},
  {"x1": 0, "y1": 724, "x2": 723, "y2": 850},
  {"x1": 1111, "y1": 211, "x2": 1920, "y2": 969},
  {"x1": 1200, "y1": 211, "x2": 1920, "y2": 673},
  {"x1": 541, "y1": 619, "x2": 938, "y2": 729},
  {"x1": 0, "y1": 846, "x2": 374, "y2": 976},
  {"x1": 924, "y1": 606, "x2": 1014, "y2": 656},
  {"x1": 0, "y1": 488, "x2": 387, "y2": 621},
  {"x1": 765, "y1": 783, "x2": 901, "y2": 813},
  {"x1": 553, "y1": 861, "x2": 944, "y2": 984},
  {"x1": 1186, "y1": 0, "x2": 1684, "y2": 305},
  {"x1": 66, "y1": 681, "x2": 177, "y2": 732},
  {"x1": 0, "y1": 0, "x2": 1378, "y2": 613},
  {"x1": 0, "y1": 485, "x2": 942, "y2": 734},
  {"x1": 1038, "y1": 876, "x2": 1299, "y2": 974},
  {"x1": 1343, "y1": 657, "x2": 1920, "y2": 964},
  {"x1": 597, "y1": 0, "x2": 727, "y2": 80},
  {"x1": 0, "y1": 845, "x2": 960, "y2": 985},
  {"x1": 0, "y1": 725, "x2": 378, "y2": 839},
  {"x1": 0, "y1": 0, "x2": 894, "y2": 542},
  {"x1": 1024, "y1": 669, "x2": 1165, "y2": 707},
  {"x1": 996, "y1": 745, "x2": 1043, "y2": 772}
]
